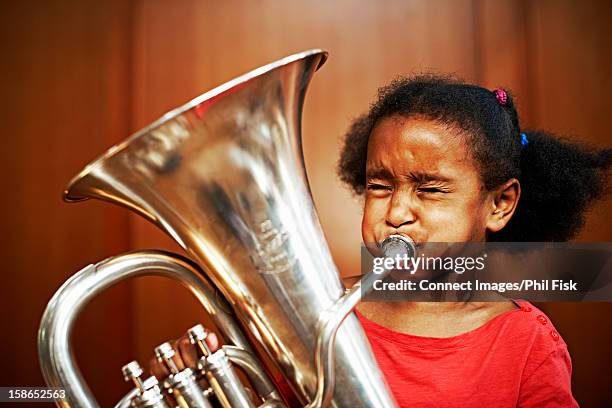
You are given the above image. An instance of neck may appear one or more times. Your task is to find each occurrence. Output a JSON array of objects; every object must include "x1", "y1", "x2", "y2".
[{"x1": 358, "y1": 300, "x2": 471, "y2": 317}]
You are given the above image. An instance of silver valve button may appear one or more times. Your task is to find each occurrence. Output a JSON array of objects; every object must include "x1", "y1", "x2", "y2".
[
  {"x1": 122, "y1": 360, "x2": 146, "y2": 392},
  {"x1": 188, "y1": 324, "x2": 212, "y2": 358},
  {"x1": 155, "y1": 342, "x2": 180, "y2": 374}
]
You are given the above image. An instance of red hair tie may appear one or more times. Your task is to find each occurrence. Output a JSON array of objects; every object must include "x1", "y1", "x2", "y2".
[{"x1": 493, "y1": 88, "x2": 508, "y2": 106}]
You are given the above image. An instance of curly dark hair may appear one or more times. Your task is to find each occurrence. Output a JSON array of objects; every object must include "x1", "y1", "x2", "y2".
[{"x1": 338, "y1": 75, "x2": 611, "y2": 241}]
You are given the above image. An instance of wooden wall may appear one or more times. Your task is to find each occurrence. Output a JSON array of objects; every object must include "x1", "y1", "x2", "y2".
[
  {"x1": 0, "y1": 1, "x2": 135, "y2": 406},
  {"x1": 1, "y1": 1, "x2": 610, "y2": 406}
]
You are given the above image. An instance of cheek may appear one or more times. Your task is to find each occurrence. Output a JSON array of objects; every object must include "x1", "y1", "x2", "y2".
[
  {"x1": 421, "y1": 207, "x2": 461, "y2": 235},
  {"x1": 361, "y1": 198, "x2": 381, "y2": 242},
  {"x1": 461, "y1": 206, "x2": 489, "y2": 239},
  {"x1": 421, "y1": 197, "x2": 488, "y2": 240}
]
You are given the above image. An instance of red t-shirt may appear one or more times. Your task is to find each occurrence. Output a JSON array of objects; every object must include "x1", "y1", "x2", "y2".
[{"x1": 357, "y1": 301, "x2": 578, "y2": 407}]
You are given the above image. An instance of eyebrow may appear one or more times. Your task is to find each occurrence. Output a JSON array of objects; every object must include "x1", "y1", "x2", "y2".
[
  {"x1": 406, "y1": 171, "x2": 452, "y2": 183},
  {"x1": 366, "y1": 167, "x2": 452, "y2": 183},
  {"x1": 365, "y1": 167, "x2": 394, "y2": 180}
]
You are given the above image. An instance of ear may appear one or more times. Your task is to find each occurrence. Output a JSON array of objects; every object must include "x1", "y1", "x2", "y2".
[{"x1": 486, "y1": 178, "x2": 521, "y2": 233}]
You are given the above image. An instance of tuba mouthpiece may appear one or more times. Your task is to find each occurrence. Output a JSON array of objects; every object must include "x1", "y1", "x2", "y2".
[{"x1": 380, "y1": 234, "x2": 416, "y2": 259}]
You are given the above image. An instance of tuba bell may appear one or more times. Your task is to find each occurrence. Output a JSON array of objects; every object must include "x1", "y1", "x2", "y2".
[{"x1": 38, "y1": 50, "x2": 401, "y2": 408}]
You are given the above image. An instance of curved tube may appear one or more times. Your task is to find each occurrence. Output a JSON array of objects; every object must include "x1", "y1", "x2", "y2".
[
  {"x1": 307, "y1": 235, "x2": 414, "y2": 407},
  {"x1": 305, "y1": 269, "x2": 391, "y2": 408},
  {"x1": 113, "y1": 389, "x2": 138, "y2": 408},
  {"x1": 38, "y1": 250, "x2": 252, "y2": 408},
  {"x1": 223, "y1": 345, "x2": 280, "y2": 402}
]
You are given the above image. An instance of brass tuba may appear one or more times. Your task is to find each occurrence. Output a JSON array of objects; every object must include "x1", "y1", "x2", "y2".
[{"x1": 38, "y1": 50, "x2": 403, "y2": 408}]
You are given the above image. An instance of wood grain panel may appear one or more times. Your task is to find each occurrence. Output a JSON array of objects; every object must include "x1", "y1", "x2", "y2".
[
  {"x1": 524, "y1": 1, "x2": 612, "y2": 406},
  {"x1": 526, "y1": 0, "x2": 612, "y2": 242},
  {"x1": 0, "y1": 1, "x2": 134, "y2": 405},
  {"x1": 475, "y1": 0, "x2": 532, "y2": 120}
]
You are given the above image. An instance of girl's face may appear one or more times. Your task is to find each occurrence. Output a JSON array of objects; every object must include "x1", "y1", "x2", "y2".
[{"x1": 362, "y1": 115, "x2": 494, "y2": 247}]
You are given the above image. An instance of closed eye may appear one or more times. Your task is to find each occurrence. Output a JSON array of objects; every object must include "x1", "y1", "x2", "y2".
[
  {"x1": 366, "y1": 182, "x2": 392, "y2": 191},
  {"x1": 417, "y1": 186, "x2": 449, "y2": 194}
]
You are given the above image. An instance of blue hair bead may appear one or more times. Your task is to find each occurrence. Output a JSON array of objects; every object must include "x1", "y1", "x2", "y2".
[{"x1": 520, "y1": 132, "x2": 529, "y2": 146}]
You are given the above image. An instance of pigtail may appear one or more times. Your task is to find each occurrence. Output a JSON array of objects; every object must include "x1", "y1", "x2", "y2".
[{"x1": 493, "y1": 132, "x2": 611, "y2": 241}]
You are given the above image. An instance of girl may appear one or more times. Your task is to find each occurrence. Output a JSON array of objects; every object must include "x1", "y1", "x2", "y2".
[
  {"x1": 152, "y1": 75, "x2": 610, "y2": 407},
  {"x1": 338, "y1": 75, "x2": 610, "y2": 407}
]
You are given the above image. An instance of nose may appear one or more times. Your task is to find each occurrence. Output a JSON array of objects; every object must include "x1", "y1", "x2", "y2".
[{"x1": 385, "y1": 190, "x2": 416, "y2": 228}]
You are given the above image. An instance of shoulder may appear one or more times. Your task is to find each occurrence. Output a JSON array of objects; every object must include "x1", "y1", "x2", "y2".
[
  {"x1": 466, "y1": 301, "x2": 576, "y2": 406},
  {"x1": 491, "y1": 300, "x2": 569, "y2": 360},
  {"x1": 500, "y1": 300, "x2": 567, "y2": 347},
  {"x1": 498, "y1": 301, "x2": 573, "y2": 386},
  {"x1": 508, "y1": 301, "x2": 577, "y2": 406}
]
